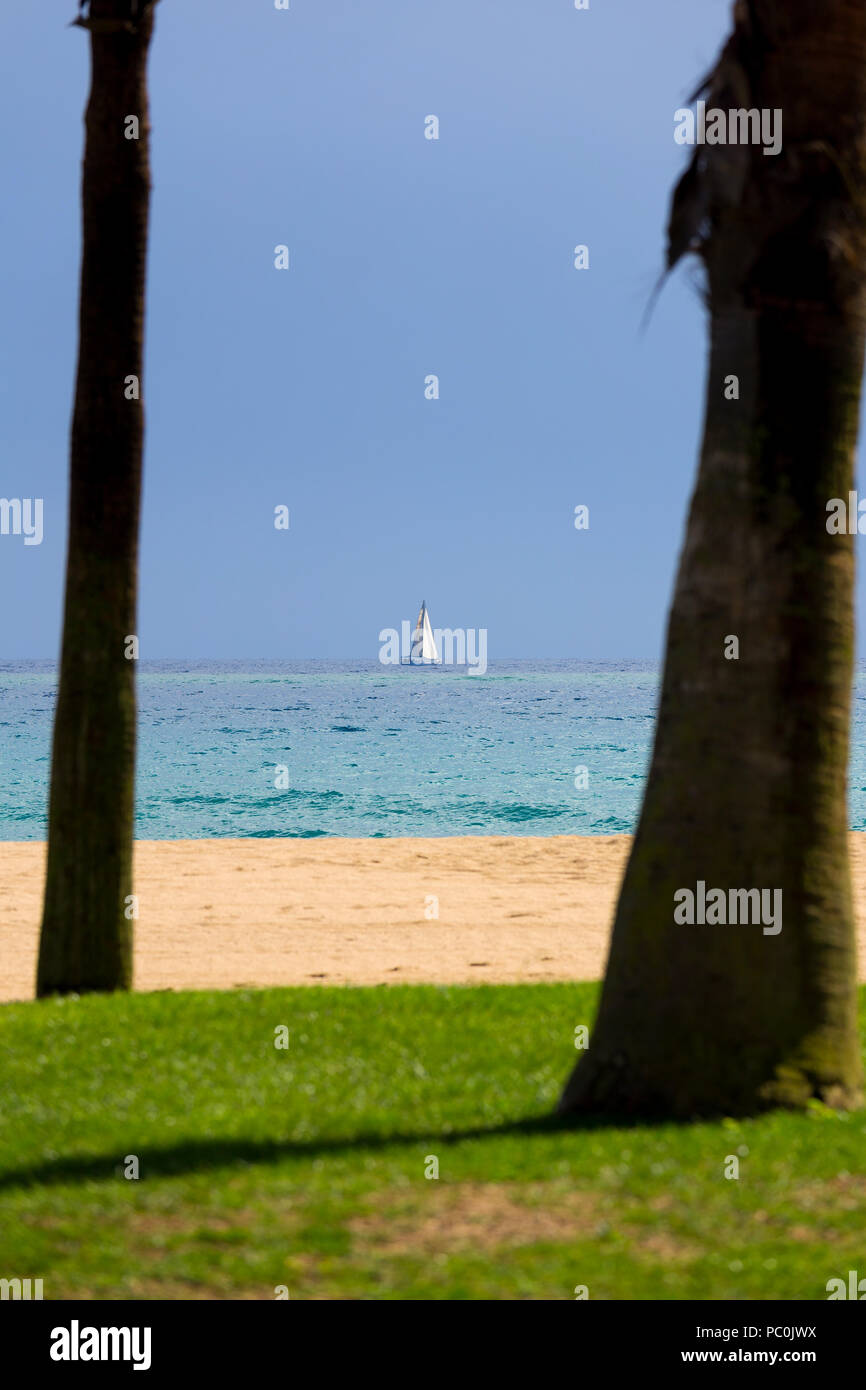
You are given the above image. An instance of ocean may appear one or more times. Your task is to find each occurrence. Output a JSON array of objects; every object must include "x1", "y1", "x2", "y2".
[{"x1": 3, "y1": 659, "x2": 866, "y2": 840}]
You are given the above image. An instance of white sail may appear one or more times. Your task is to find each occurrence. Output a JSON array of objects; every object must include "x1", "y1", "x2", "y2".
[{"x1": 411, "y1": 600, "x2": 440, "y2": 663}]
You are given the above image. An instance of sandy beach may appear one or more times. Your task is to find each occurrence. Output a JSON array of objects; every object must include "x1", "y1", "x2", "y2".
[{"x1": 3, "y1": 833, "x2": 866, "y2": 1003}]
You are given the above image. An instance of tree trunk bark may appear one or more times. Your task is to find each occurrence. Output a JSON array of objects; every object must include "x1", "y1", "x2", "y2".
[
  {"x1": 561, "y1": 0, "x2": 866, "y2": 1116},
  {"x1": 37, "y1": 1, "x2": 157, "y2": 996}
]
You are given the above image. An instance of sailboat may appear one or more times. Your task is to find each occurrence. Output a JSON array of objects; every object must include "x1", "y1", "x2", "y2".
[{"x1": 403, "y1": 599, "x2": 442, "y2": 665}]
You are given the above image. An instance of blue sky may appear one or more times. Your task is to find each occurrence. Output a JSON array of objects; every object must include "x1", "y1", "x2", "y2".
[{"x1": 4, "y1": 0, "x2": 856, "y2": 660}]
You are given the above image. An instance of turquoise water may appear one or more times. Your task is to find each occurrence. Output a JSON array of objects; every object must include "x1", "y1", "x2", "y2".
[{"x1": 3, "y1": 659, "x2": 866, "y2": 840}]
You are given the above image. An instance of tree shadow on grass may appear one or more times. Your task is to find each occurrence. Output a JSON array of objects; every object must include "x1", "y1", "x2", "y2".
[{"x1": 0, "y1": 1109, "x2": 669, "y2": 1194}]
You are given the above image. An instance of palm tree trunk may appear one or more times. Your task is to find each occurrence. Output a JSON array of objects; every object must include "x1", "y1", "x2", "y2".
[
  {"x1": 37, "y1": 1, "x2": 157, "y2": 996},
  {"x1": 561, "y1": 0, "x2": 866, "y2": 1116}
]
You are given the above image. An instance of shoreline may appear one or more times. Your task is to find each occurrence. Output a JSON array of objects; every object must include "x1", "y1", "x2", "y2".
[{"x1": 2, "y1": 834, "x2": 865, "y2": 1002}]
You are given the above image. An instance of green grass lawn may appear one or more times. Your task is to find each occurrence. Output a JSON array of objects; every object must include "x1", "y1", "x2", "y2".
[{"x1": 1, "y1": 983, "x2": 864, "y2": 1300}]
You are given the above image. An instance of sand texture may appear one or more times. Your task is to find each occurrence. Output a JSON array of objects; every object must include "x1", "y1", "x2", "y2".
[{"x1": 2, "y1": 834, "x2": 865, "y2": 1002}]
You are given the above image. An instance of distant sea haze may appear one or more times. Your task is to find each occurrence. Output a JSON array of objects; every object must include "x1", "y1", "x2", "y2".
[{"x1": 4, "y1": 659, "x2": 866, "y2": 840}]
